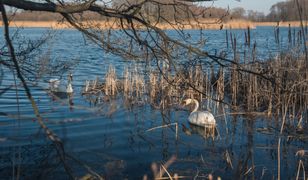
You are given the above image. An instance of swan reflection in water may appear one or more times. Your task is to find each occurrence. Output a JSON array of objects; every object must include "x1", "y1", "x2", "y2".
[{"x1": 182, "y1": 123, "x2": 217, "y2": 139}]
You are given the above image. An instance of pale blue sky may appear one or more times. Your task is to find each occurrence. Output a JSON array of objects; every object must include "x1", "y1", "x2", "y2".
[{"x1": 201, "y1": 0, "x2": 284, "y2": 14}]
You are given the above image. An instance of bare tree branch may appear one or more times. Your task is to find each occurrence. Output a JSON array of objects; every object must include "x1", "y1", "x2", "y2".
[{"x1": 2, "y1": 0, "x2": 96, "y2": 13}]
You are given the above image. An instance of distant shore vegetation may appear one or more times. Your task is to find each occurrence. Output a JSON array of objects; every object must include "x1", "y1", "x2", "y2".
[
  {"x1": 1, "y1": 19, "x2": 307, "y2": 30},
  {"x1": 1, "y1": 0, "x2": 307, "y2": 29}
]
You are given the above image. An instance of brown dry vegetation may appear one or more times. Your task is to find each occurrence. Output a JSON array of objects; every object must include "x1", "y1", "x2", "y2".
[
  {"x1": 82, "y1": 54, "x2": 308, "y2": 123},
  {"x1": 1, "y1": 1, "x2": 307, "y2": 179},
  {"x1": 1, "y1": 19, "x2": 253, "y2": 29},
  {"x1": 2, "y1": 19, "x2": 308, "y2": 29}
]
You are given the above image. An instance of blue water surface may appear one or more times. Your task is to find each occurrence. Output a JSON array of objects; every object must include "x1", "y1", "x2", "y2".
[{"x1": 0, "y1": 26, "x2": 306, "y2": 179}]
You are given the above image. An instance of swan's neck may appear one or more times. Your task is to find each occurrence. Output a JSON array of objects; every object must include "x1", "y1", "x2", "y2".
[
  {"x1": 192, "y1": 99, "x2": 199, "y2": 112},
  {"x1": 67, "y1": 81, "x2": 73, "y2": 93}
]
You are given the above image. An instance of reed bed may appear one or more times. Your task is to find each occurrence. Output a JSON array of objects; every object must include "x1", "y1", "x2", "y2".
[
  {"x1": 82, "y1": 26, "x2": 308, "y2": 132},
  {"x1": 234, "y1": 55, "x2": 307, "y2": 127},
  {"x1": 80, "y1": 27, "x2": 308, "y2": 179},
  {"x1": 82, "y1": 53, "x2": 308, "y2": 123},
  {"x1": 82, "y1": 63, "x2": 217, "y2": 113}
]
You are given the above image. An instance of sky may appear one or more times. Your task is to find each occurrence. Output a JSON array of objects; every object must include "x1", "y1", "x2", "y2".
[{"x1": 201, "y1": 0, "x2": 284, "y2": 14}]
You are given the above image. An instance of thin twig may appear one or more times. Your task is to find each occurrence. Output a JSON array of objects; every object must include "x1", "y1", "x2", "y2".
[{"x1": 146, "y1": 122, "x2": 178, "y2": 140}]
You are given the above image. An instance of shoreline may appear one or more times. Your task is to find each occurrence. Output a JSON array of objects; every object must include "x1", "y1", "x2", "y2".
[{"x1": 1, "y1": 20, "x2": 307, "y2": 30}]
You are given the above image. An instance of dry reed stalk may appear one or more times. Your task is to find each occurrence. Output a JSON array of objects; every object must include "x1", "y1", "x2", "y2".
[
  {"x1": 81, "y1": 80, "x2": 91, "y2": 94},
  {"x1": 132, "y1": 66, "x2": 145, "y2": 100},
  {"x1": 216, "y1": 67, "x2": 224, "y2": 108},
  {"x1": 209, "y1": 89, "x2": 215, "y2": 114},
  {"x1": 153, "y1": 175, "x2": 187, "y2": 180},
  {"x1": 172, "y1": 70, "x2": 185, "y2": 105},
  {"x1": 188, "y1": 67, "x2": 194, "y2": 99},
  {"x1": 93, "y1": 77, "x2": 98, "y2": 90},
  {"x1": 194, "y1": 65, "x2": 203, "y2": 100},
  {"x1": 105, "y1": 65, "x2": 118, "y2": 96},
  {"x1": 149, "y1": 70, "x2": 157, "y2": 102},
  {"x1": 295, "y1": 160, "x2": 305, "y2": 180},
  {"x1": 253, "y1": 65, "x2": 259, "y2": 109},
  {"x1": 204, "y1": 124, "x2": 216, "y2": 140},
  {"x1": 224, "y1": 150, "x2": 233, "y2": 169},
  {"x1": 297, "y1": 114, "x2": 303, "y2": 129},
  {"x1": 222, "y1": 105, "x2": 228, "y2": 134},
  {"x1": 268, "y1": 93, "x2": 273, "y2": 116},
  {"x1": 278, "y1": 76, "x2": 296, "y2": 180},
  {"x1": 159, "y1": 64, "x2": 166, "y2": 105},
  {"x1": 243, "y1": 166, "x2": 254, "y2": 176},
  {"x1": 157, "y1": 155, "x2": 177, "y2": 179},
  {"x1": 160, "y1": 164, "x2": 173, "y2": 180},
  {"x1": 123, "y1": 66, "x2": 131, "y2": 98},
  {"x1": 230, "y1": 64, "x2": 238, "y2": 106},
  {"x1": 204, "y1": 68, "x2": 211, "y2": 109},
  {"x1": 247, "y1": 67, "x2": 255, "y2": 111}
]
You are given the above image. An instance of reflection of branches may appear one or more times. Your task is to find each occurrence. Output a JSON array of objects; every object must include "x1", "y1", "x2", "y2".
[
  {"x1": 0, "y1": 143, "x2": 57, "y2": 179},
  {"x1": 1, "y1": 32, "x2": 74, "y2": 81},
  {"x1": 0, "y1": 3, "x2": 76, "y2": 178}
]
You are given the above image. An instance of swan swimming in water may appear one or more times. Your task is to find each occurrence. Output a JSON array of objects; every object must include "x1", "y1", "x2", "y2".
[
  {"x1": 49, "y1": 78, "x2": 60, "y2": 91},
  {"x1": 183, "y1": 98, "x2": 216, "y2": 127},
  {"x1": 66, "y1": 73, "x2": 73, "y2": 93}
]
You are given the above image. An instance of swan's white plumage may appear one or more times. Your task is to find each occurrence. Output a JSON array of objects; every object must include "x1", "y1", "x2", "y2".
[
  {"x1": 183, "y1": 98, "x2": 216, "y2": 127},
  {"x1": 66, "y1": 73, "x2": 73, "y2": 93},
  {"x1": 66, "y1": 83, "x2": 73, "y2": 93},
  {"x1": 49, "y1": 79, "x2": 60, "y2": 91}
]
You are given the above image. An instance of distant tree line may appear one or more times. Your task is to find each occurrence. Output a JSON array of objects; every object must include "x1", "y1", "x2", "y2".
[
  {"x1": 267, "y1": 0, "x2": 308, "y2": 21},
  {"x1": 3, "y1": 0, "x2": 307, "y2": 22},
  {"x1": 230, "y1": 0, "x2": 308, "y2": 22}
]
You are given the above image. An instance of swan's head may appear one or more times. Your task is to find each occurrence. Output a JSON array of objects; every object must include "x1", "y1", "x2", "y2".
[
  {"x1": 68, "y1": 73, "x2": 73, "y2": 82},
  {"x1": 67, "y1": 73, "x2": 73, "y2": 93},
  {"x1": 182, "y1": 98, "x2": 194, "y2": 106}
]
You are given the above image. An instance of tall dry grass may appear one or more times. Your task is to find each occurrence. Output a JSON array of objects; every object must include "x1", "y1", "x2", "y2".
[
  {"x1": 83, "y1": 53, "x2": 307, "y2": 120},
  {"x1": 82, "y1": 26, "x2": 308, "y2": 127}
]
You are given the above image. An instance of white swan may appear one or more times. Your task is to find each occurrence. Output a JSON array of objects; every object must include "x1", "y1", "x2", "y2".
[
  {"x1": 183, "y1": 98, "x2": 216, "y2": 127},
  {"x1": 66, "y1": 73, "x2": 73, "y2": 93},
  {"x1": 49, "y1": 78, "x2": 60, "y2": 91}
]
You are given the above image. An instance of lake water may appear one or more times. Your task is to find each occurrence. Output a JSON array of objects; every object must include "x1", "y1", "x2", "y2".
[{"x1": 0, "y1": 27, "x2": 307, "y2": 179}]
